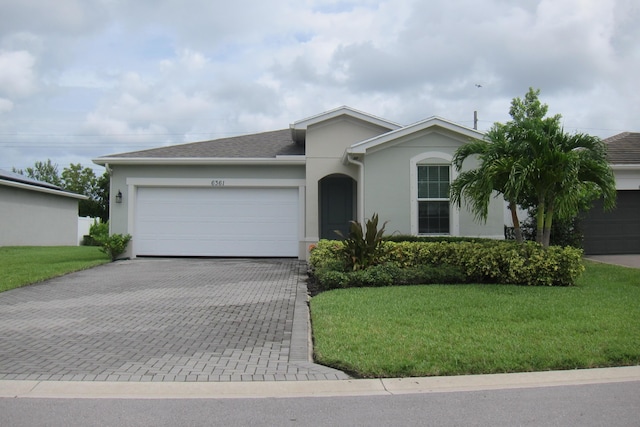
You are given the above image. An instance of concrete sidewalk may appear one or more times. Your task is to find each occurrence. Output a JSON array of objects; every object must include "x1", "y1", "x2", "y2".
[
  {"x1": 0, "y1": 258, "x2": 347, "y2": 382},
  {"x1": 2, "y1": 366, "x2": 639, "y2": 399},
  {"x1": 585, "y1": 254, "x2": 640, "y2": 269}
]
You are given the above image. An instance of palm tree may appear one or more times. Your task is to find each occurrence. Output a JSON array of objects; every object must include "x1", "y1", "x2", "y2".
[
  {"x1": 452, "y1": 88, "x2": 616, "y2": 248},
  {"x1": 451, "y1": 123, "x2": 525, "y2": 242},
  {"x1": 512, "y1": 123, "x2": 616, "y2": 247}
]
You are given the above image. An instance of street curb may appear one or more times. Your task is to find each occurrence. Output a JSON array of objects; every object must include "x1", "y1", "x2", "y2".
[{"x1": 1, "y1": 366, "x2": 639, "y2": 399}]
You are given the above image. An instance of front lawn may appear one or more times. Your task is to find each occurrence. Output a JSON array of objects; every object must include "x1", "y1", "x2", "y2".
[
  {"x1": 0, "y1": 246, "x2": 110, "y2": 292},
  {"x1": 310, "y1": 261, "x2": 640, "y2": 378}
]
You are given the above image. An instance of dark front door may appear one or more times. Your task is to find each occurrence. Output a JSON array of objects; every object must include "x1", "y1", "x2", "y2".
[{"x1": 320, "y1": 176, "x2": 355, "y2": 239}]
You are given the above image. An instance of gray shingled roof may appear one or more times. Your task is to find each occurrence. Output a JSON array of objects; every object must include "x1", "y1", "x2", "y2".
[
  {"x1": 102, "y1": 129, "x2": 304, "y2": 159},
  {"x1": 604, "y1": 132, "x2": 640, "y2": 164}
]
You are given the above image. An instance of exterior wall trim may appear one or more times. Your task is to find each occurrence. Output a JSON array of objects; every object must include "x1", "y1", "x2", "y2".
[{"x1": 125, "y1": 177, "x2": 305, "y2": 188}]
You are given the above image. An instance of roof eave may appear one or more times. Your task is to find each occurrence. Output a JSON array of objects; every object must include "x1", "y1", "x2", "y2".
[
  {"x1": 610, "y1": 164, "x2": 640, "y2": 170},
  {"x1": 347, "y1": 116, "x2": 484, "y2": 155},
  {"x1": 92, "y1": 156, "x2": 306, "y2": 166},
  {"x1": 0, "y1": 179, "x2": 87, "y2": 200}
]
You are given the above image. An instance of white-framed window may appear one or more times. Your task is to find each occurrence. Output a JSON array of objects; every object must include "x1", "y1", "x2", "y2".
[
  {"x1": 417, "y1": 165, "x2": 450, "y2": 234},
  {"x1": 410, "y1": 152, "x2": 458, "y2": 236}
]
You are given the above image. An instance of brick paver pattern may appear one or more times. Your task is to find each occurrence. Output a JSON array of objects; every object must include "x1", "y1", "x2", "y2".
[{"x1": 0, "y1": 258, "x2": 348, "y2": 382}]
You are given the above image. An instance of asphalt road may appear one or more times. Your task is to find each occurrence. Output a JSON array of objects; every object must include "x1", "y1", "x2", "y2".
[{"x1": 2, "y1": 381, "x2": 639, "y2": 427}]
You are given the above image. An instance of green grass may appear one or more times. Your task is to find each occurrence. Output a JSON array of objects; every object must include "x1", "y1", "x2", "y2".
[
  {"x1": 310, "y1": 261, "x2": 640, "y2": 378},
  {"x1": 0, "y1": 246, "x2": 110, "y2": 292}
]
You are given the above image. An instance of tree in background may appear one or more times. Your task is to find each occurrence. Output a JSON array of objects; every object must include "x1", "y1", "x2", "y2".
[
  {"x1": 13, "y1": 159, "x2": 62, "y2": 187},
  {"x1": 13, "y1": 160, "x2": 109, "y2": 221},
  {"x1": 451, "y1": 88, "x2": 616, "y2": 248}
]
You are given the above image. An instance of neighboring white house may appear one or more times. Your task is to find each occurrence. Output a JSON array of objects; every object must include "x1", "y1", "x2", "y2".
[
  {"x1": 93, "y1": 106, "x2": 505, "y2": 260},
  {"x1": 0, "y1": 170, "x2": 87, "y2": 246}
]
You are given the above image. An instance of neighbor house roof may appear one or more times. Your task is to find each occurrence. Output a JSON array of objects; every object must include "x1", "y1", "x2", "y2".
[
  {"x1": 0, "y1": 169, "x2": 86, "y2": 199},
  {"x1": 604, "y1": 132, "x2": 640, "y2": 165},
  {"x1": 93, "y1": 129, "x2": 305, "y2": 166}
]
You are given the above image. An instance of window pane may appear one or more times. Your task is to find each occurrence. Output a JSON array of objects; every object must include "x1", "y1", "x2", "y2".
[
  {"x1": 418, "y1": 166, "x2": 428, "y2": 180},
  {"x1": 428, "y1": 182, "x2": 439, "y2": 198},
  {"x1": 418, "y1": 182, "x2": 428, "y2": 199},
  {"x1": 439, "y1": 166, "x2": 449, "y2": 180},
  {"x1": 417, "y1": 165, "x2": 450, "y2": 199},
  {"x1": 418, "y1": 201, "x2": 450, "y2": 234},
  {"x1": 439, "y1": 182, "x2": 450, "y2": 199}
]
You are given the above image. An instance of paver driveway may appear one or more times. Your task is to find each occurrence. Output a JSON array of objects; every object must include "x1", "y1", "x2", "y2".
[{"x1": 0, "y1": 258, "x2": 348, "y2": 382}]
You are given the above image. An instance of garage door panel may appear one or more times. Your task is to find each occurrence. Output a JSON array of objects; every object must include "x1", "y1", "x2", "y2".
[
  {"x1": 135, "y1": 187, "x2": 299, "y2": 257},
  {"x1": 583, "y1": 190, "x2": 640, "y2": 255}
]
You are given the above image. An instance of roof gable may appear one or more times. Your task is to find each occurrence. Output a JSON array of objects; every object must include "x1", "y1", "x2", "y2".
[
  {"x1": 290, "y1": 106, "x2": 401, "y2": 144},
  {"x1": 346, "y1": 116, "x2": 483, "y2": 155},
  {"x1": 604, "y1": 132, "x2": 640, "y2": 165}
]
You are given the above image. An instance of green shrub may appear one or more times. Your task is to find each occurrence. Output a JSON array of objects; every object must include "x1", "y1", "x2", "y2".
[
  {"x1": 88, "y1": 220, "x2": 109, "y2": 245},
  {"x1": 312, "y1": 262, "x2": 467, "y2": 291},
  {"x1": 309, "y1": 239, "x2": 585, "y2": 288},
  {"x1": 308, "y1": 241, "x2": 345, "y2": 270},
  {"x1": 99, "y1": 233, "x2": 132, "y2": 262},
  {"x1": 384, "y1": 234, "x2": 505, "y2": 244}
]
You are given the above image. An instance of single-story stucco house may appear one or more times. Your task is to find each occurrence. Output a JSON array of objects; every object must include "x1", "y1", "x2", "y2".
[
  {"x1": 92, "y1": 107, "x2": 640, "y2": 259},
  {"x1": 0, "y1": 169, "x2": 87, "y2": 246},
  {"x1": 93, "y1": 106, "x2": 505, "y2": 260},
  {"x1": 582, "y1": 132, "x2": 640, "y2": 255}
]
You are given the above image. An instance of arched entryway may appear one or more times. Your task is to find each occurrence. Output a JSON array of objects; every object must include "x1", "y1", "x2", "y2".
[{"x1": 319, "y1": 175, "x2": 356, "y2": 239}]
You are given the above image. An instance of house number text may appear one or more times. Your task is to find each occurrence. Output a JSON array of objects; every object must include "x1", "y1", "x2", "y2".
[{"x1": 211, "y1": 180, "x2": 225, "y2": 187}]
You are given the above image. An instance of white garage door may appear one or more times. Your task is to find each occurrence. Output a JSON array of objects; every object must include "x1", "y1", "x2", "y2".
[{"x1": 134, "y1": 187, "x2": 299, "y2": 257}]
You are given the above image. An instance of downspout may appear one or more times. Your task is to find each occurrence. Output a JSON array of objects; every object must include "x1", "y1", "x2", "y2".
[
  {"x1": 104, "y1": 163, "x2": 113, "y2": 234},
  {"x1": 346, "y1": 153, "x2": 365, "y2": 224}
]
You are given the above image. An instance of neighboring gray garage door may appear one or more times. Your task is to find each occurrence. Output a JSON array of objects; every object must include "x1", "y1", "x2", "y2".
[
  {"x1": 582, "y1": 190, "x2": 640, "y2": 255},
  {"x1": 135, "y1": 187, "x2": 299, "y2": 257}
]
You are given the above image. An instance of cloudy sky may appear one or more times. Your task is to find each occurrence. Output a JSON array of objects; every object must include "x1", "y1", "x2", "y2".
[{"x1": 1, "y1": 0, "x2": 638, "y2": 173}]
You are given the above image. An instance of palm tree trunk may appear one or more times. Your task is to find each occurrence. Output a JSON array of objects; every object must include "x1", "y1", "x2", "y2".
[
  {"x1": 508, "y1": 202, "x2": 523, "y2": 243},
  {"x1": 542, "y1": 202, "x2": 554, "y2": 248},
  {"x1": 536, "y1": 197, "x2": 545, "y2": 245}
]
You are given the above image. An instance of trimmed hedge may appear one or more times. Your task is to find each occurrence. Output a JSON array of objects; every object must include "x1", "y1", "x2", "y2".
[
  {"x1": 383, "y1": 234, "x2": 506, "y2": 244},
  {"x1": 314, "y1": 263, "x2": 467, "y2": 290},
  {"x1": 309, "y1": 239, "x2": 585, "y2": 290}
]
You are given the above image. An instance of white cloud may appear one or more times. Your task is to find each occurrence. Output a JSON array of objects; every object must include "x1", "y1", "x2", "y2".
[
  {"x1": 0, "y1": 50, "x2": 38, "y2": 98},
  {"x1": 1, "y1": 0, "x2": 639, "y2": 172}
]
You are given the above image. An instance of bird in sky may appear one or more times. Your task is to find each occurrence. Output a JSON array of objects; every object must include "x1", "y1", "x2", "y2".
[{"x1": 475, "y1": 84, "x2": 482, "y2": 88}]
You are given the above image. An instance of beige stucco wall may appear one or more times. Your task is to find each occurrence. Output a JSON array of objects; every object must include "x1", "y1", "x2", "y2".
[
  {"x1": 304, "y1": 116, "x2": 392, "y2": 242},
  {"x1": 363, "y1": 129, "x2": 505, "y2": 238},
  {"x1": 0, "y1": 185, "x2": 80, "y2": 246}
]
